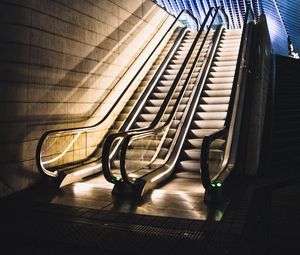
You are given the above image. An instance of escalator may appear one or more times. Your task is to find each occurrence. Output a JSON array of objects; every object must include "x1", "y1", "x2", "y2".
[
  {"x1": 176, "y1": 29, "x2": 241, "y2": 186},
  {"x1": 108, "y1": 30, "x2": 186, "y2": 136},
  {"x1": 127, "y1": 32, "x2": 199, "y2": 131},
  {"x1": 102, "y1": 9, "x2": 217, "y2": 187},
  {"x1": 109, "y1": 32, "x2": 212, "y2": 171},
  {"x1": 105, "y1": 29, "x2": 209, "y2": 178},
  {"x1": 103, "y1": 7, "x2": 255, "y2": 201},
  {"x1": 36, "y1": 11, "x2": 202, "y2": 187}
]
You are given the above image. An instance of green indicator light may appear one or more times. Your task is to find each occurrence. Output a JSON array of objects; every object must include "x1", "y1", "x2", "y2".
[
  {"x1": 216, "y1": 183, "x2": 222, "y2": 187},
  {"x1": 211, "y1": 183, "x2": 216, "y2": 187}
]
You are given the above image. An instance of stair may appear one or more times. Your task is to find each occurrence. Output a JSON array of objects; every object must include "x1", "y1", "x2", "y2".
[
  {"x1": 87, "y1": 29, "x2": 185, "y2": 160},
  {"x1": 177, "y1": 29, "x2": 242, "y2": 177},
  {"x1": 111, "y1": 29, "x2": 203, "y2": 173},
  {"x1": 114, "y1": 31, "x2": 213, "y2": 177}
]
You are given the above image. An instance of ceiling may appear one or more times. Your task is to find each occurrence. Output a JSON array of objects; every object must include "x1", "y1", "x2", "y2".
[{"x1": 153, "y1": 0, "x2": 300, "y2": 55}]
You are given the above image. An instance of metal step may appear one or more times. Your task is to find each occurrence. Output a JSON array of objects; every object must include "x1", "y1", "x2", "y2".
[
  {"x1": 192, "y1": 120, "x2": 225, "y2": 129},
  {"x1": 197, "y1": 104, "x2": 229, "y2": 112},
  {"x1": 202, "y1": 90, "x2": 232, "y2": 97},
  {"x1": 194, "y1": 112, "x2": 227, "y2": 120},
  {"x1": 200, "y1": 96, "x2": 230, "y2": 104},
  {"x1": 179, "y1": 160, "x2": 200, "y2": 171}
]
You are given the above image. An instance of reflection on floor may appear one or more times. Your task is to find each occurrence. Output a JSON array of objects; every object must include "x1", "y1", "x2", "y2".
[{"x1": 39, "y1": 172, "x2": 227, "y2": 221}]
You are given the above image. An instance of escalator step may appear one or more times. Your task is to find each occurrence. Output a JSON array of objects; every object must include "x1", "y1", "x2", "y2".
[
  {"x1": 152, "y1": 92, "x2": 172, "y2": 99},
  {"x1": 186, "y1": 138, "x2": 225, "y2": 149},
  {"x1": 178, "y1": 160, "x2": 200, "y2": 172},
  {"x1": 183, "y1": 149, "x2": 201, "y2": 160},
  {"x1": 217, "y1": 46, "x2": 239, "y2": 52},
  {"x1": 207, "y1": 77, "x2": 234, "y2": 84},
  {"x1": 189, "y1": 129, "x2": 219, "y2": 138},
  {"x1": 158, "y1": 80, "x2": 174, "y2": 86},
  {"x1": 192, "y1": 120, "x2": 224, "y2": 129},
  {"x1": 216, "y1": 51, "x2": 239, "y2": 57},
  {"x1": 205, "y1": 83, "x2": 233, "y2": 90},
  {"x1": 215, "y1": 55, "x2": 239, "y2": 62},
  {"x1": 186, "y1": 138, "x2": 203, "y2": 148},
  {"x1": 212, "y1": 60, "x2": 237, "y2": 67},
  {"x1": 197, "y1": 104, "x2": 228, "y2": 112},
  {"x1": 195, "y1": 112, "x2": 227, "y2": 120},
  {"x1": 200, "y1": 96, "x2": 230, "y2": 104},
  {"x1": 209, "y1": 71, "x2": 235, "y2": 78},
  {"x1": 143, "y1": 106, "x2": 162, "y2": 114},
  {"x1": 203, "y1": 90, "x2": 231, "y2": 97}
]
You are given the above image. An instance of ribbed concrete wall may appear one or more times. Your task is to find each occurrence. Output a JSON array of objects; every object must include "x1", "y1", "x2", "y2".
[{"x1": 0, "y1": 0, "x2": 174, "y2": 197}]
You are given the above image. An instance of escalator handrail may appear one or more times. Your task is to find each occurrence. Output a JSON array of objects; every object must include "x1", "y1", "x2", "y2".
[
  {"x1": 120, "y1": 17, "x2": 225, "y2": 185},
  {"x1": 118, "y1": 8, "x2": 223, "y2": 185},
  {"x1": 102, "y1": 7, "x2": 215, "y2": 184},
  {"x1": 200, "y1": 5, "x2": 255, "y2": 190},
  {"x1": 108, "y1": 27, "x2": 188, "y2": 136},
  {"x1": 36, "y1": 10, "x2": 185, "y2": 177}
]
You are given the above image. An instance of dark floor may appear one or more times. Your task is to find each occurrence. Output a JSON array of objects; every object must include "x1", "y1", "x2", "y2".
[{"x1": 1, "y1": 170, "x2": 300, "y2": 255}]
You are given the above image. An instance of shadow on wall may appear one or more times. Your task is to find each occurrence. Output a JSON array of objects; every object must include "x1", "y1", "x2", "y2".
[
  {"x1": 0, "y1": 0, "x2": 166, "y2": 196},
  {"x1": 27, "y1": 2, "x2": 159, "y2": 125}
]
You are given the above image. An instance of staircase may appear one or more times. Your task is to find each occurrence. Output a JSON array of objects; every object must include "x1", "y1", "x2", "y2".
[
  {"x1": 96, "y1": 29, "x2": 183, "y2": 153},
  {"x1": 177, "y1": 29, "x2": 242, "y2": 179},
  {"x1": 117, "y1": 32, "x2": 214, "y2": 178},
  {"x1": 109, "y1": 30, "x2": 204, "y2": 171},
  {"x1": 50, "y1": 28, "x2": 185, "y2": 175},
  {"x1": 132, "y1": 32, "x2": 199, "y2": 130}
]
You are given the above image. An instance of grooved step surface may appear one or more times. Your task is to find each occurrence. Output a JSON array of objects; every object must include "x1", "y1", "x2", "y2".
[{"x1": 178, "y1": 28, "x2": 241, "y2": 173}]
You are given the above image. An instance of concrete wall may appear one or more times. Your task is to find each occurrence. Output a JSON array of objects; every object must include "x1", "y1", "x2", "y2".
[{"x1": 0, "y1": 0, "x2": 174, "y2": 197}]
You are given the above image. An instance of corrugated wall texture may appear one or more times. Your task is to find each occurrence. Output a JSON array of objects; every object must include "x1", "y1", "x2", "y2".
[
  {"x1": 154, "y1": 0, "x2": 299, "y2": 55},
  {"x1": 154, "y1": 0, "x2": 262, "y2": 29},
  {"x1": 260, "y1": 0, "x2": 288, "y2": 55},
  {"x1": 0, "y1": 0, "x2": 173, "y2": 197},
  {"x1": 275, "y1": 0, "x2": 300, "y2": 53}
]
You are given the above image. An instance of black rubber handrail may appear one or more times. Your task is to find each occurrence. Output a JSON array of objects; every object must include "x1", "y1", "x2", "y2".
[
  {"x1": 36, "y1": 11, "x2": 185, "y2": 178},
  {"x1": 200, "y1": 5, "x2": 255, "y2": 191},
  {"x1": 119, "y1": 8, "x2": 222, "y2": 186},
  {"x1": 51, "y1": 27, "x2": 189, "y2": 174},
  {"x1": 102, "y1": 7, "x2": 215, "y2": 184}
]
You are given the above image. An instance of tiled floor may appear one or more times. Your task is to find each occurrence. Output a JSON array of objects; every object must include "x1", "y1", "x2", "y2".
[
  {"x1": 2, "y1": 170, "x2": 299, "y2": 254},
  {"x1": 24, "y1": 173, "x2": 226, "y2": 221}
]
